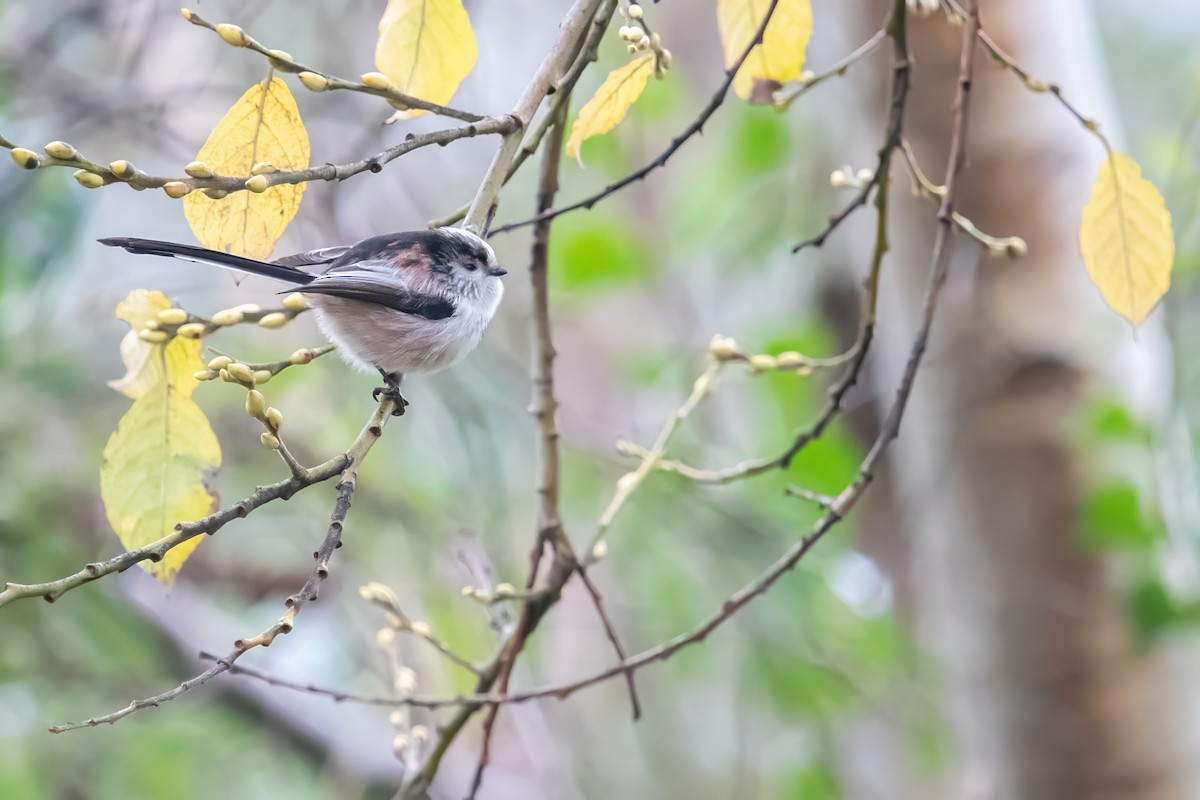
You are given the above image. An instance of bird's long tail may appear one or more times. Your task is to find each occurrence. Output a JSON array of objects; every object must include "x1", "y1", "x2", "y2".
[{"x1": 99, "y1": 237, "x2": 315, "y2": 285}]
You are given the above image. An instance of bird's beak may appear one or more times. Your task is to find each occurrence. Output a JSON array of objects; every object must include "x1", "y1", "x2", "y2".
[{"x1": 488, "y1": 266, "x2": 508, "y2": 277}]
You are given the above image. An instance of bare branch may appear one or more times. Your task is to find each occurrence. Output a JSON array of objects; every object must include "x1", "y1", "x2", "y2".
[{"x1": 48, "y1": 395, "x2": 400, "y2": 732}]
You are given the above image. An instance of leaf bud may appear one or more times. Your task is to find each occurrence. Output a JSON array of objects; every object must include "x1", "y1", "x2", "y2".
[
  {"x1": 10, "y1": 147, "x2": 40, "y2": 169},
  {"x1": 660, "y1": 49, "x2": 673, "y2": 69},
  {"x1": 218, "y1": 368, "x2": 232, "y2": 382},
  {"x1": 109, "y1": 160, "x2": 135, "y2": 178},
  {"x1": 289, "y1": 348, "x2": 314, "y2": 365},
  {"x1": 253, "y1": 370, "x2": 272, "y2": 385},
  {"x1": 177, "y1": 322, "x2": 206, "y2": 339},
  {"x1": 637, "y1": 34, "x2": 651, "y2": 50},
  {"x1": 208, "y1": 355, "x2": 233, "y2": 370},
  {"x1": 616, "y1": 472, "x2": 638, "y2": 492},
  {"x1": 265, "y1": 407, "x2": 283, "y2": 430},
  {"x1": 628, "y1": 3, "x2": 643, "y2": 19},
  {"x1": 749, "y1": 354, "x2": 777, "y2": 372},
  {"x1": 829, "y1": 169, "x2": 849, "y2": 188},
  {"x1": 234, "y1": 303, "x2": 262, "y2": 315},
  {"x1": 202, "y1": 188, "x2": 229, "y2": 200},
  {"x1": 409, "y1": 621, "x2": 431, "y2": 637},
  {"x1": 156, "y1": 308, "x2": 189, "y2": 325},
  {"x1": 391, "y1": 735, "x2": 409, "y2": 757},
  {"x1": 43, "y1": 141, "x2": 77, "y2": 160},
  {"x1": 250, "y1": 161, "x2": 277, "y2": 175},
  {"x1": 258, "y1": 312, "x2": 287, "y2": 329},
  {"x1": 184, "y1": 160, "x2": 214, "y2": 178},
  {"x1": 162, "y1": 181, "x2": 191, "y2": 198},
  {"x1": 298, "y1": 72, "x2": 329, "y2": 92},
  {"x1": 591, "y1": 541, "x2": 608, "y2": 562},
  {"x1": 227, "y1": 362, "x2": 255, "y2": 384},
  {"x1": 244, "y1": 174, "x2": 270, "y2": 193},
  {"x1": 650, "y1": 32, "x2": 661, "y2": 48},
  {"x1": 138, "y1": 329, "x2": 169, "y2": 344},
  {"x1": 73, "y1": 170, "x2": 105, "y2": 188},
  {"x1": 193, "y1": 370, "x2": 215, "y2": 381},
  {"x1": 215, "y1": 23, "x2": 248, "y2": 47},
  {"x1": 180, "y1": 8, "x2": 195, "y2": 21},
  {"x1": 1005, "y1": 237, "x2": 1028, "y2": 258},
  {"x1": 267, "y1": 49, "x2": 298, "y2": 71},
  {"x1": 494, "y1": 582, "x2": 515, "y2": 598},
  {"x1": 281, "y1": 292, "x2": 308, "y2": 310},
  {"x1": 856, "y1": 167, "x2": 875, "y2": 184},
  {"x1": 210, "y1": 308, "x2": 244, "y2": 326},
  {"x1": 245, "y1": 389, "x2": 266, "y2": 418},
  {"x1": 627, "y1": 43, "x2": 638, "y2": 55},
  {"x1": 707, "y1": 334, "x2": 739, "y2": 360},
  {"x1": 618, "y1": 25, "x2": 635, "y2": 40},
  {"x1": 776, "y1": 351, "x2": 807, "y2": 368},
  {"x1": 260, "y1": 431, "x2": 281, "y2": 450},
  {"x1": 798, "y1": 70, "x2": 815, "y2": 84},
  {"x1": 375, "y1": 627, "x2": 396, "y2": 649},
  {"x1": 360, "y1": 72, "x2": 391, "y2": 89}
]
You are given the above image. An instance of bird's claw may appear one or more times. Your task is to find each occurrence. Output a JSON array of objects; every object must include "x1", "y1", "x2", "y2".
[{"x1": 373, "y1": 372, "x2": 409, "y2": 416}]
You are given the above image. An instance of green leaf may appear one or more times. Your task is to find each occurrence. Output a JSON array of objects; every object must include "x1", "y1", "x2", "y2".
[
  {"x1": 1080, "y1": 482, "x2": 1159, "y2": 550},
  {"x1": 550, "y1": 217, "x2": 651, "y2": 292},
  {"x1": 100, "y1": 291, "x2": 221, "y2": 584}
]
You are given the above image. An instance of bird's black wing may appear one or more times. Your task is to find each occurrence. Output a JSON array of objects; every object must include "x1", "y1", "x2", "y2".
[{"x1": 293, "y1": 268, "x2": 455, "y2": 320}]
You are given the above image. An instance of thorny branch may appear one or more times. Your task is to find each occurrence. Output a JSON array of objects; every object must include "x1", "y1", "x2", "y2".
[{"x1": 48, "y1": 395, "x2": 398, "y2": 732}]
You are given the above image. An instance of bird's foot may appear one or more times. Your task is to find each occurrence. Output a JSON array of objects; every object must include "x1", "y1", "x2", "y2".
[{"x1": 372, "y1": 371, "x2": 409, "y2": 416}]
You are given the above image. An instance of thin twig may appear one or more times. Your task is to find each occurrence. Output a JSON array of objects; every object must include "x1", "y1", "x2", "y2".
[
  {"x1": 181, "y1": 9, "x2": 486, "y2": 123},
  {"x1": 48, "y1": 395, "x2": 398, "y2": 732},
  {"x1": 489, "y1": 0, "x2": 784, "y2": 237},
  {"x1": 773, "y1": 28, "x2": 889, "y2": 108}
]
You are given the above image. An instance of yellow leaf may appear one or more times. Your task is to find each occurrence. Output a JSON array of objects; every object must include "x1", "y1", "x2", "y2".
[
  {"x1": 565, "y1": 55, "x2": 655, "y2": 164},
  {"x1": 108, "y1": 290, "x2": 203, "y2": 399},
  {"x1": 375, "y1": 0, "x2": 477, "y2": 120},
  {"x1": 183, "y1": 77, "x2": 309, "y2": 261},
  {"x1": 1080, "y1": 151, "x2": 1175, "y2": 324},
  {"x1": 717, "y1": 0, "x2": 813, "y2": 100},
  {"x1": 101, "y1": 291, "x2": 221, "y2": 584}
]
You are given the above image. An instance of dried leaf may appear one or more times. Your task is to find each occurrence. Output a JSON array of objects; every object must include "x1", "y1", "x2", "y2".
[
  {"x1": 717, "y1": 0, "x2": 813, "y2": 101},
  {"x1": 375, "y1": 0, "x2": 477, "y2": 120},
  {"x1": 101, "y1": 291, "x2": 221, "y2": 584},
  {"x1": 1080, "y1": 151, "x2": 1174, "y2": 324},
  {"x1": 183, "y1": 77, "x2": 309, "y2": 261},
  {"x1": 565, "y1": 54, "x2": 655, "y2": 164}
]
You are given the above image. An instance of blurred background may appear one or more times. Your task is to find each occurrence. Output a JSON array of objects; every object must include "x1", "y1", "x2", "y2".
[{"x1": 1, "y1": 0, "x2": 1198, "y2": 798}]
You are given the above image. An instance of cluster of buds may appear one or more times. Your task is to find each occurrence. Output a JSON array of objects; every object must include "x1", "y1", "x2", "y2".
[
  {"x1": 139, "y1": 305, "x2": 206, "y2": 344},
  {"x1": 460, "y1": 581, "x2": 518, "y2": 605},
  {"x1": 238, "y1": 384, "x2": 284, "y2": 448},
  {"x1": 707, "y1": 334, "x2": 742, "y2": 362},
  {"x1": 829, "y1": 166, "x2": 876, "y2": 190},
  {"x1": 617, "y1": 3, "x2": 672, "y2": 75},
  {"x1": 746, "y1": 350, "x2": 813, "y2": 376}
]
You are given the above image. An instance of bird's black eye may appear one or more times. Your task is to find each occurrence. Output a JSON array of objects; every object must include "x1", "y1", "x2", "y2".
[{"x1": 463, "y1": 262, "x2": 477, "y2": 271}]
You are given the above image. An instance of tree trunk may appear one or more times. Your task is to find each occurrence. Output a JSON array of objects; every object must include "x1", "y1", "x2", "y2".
[{"x1": 827, "y1": 1, "x2": 1200, "y2": 797}]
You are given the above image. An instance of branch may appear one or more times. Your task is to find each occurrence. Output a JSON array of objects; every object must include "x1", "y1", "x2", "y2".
[
  {"x1": 461, "y1": 0, "x2": 606, "y2": 234},
  {"x1": 426, "y1": 0, "x2": 618, "y2": 230},
  {"x1": 180, "y1": 9, "x2": 486, "y2": 123},
  {"x1": 2, "y1": 116, "x2": 518, "y2": 197},
  {"x1": 0, "y1": 453, "x2": 348, "y2": 609},
  {"x1": 489, "y1": 0, "x2": 784, "y2": 237},
  {"x1": 773, "y1": 28, "x2": 889, "y2": 108},
  {"x1": 48, "y1": 395, "x2": 399, "y2": 732}
]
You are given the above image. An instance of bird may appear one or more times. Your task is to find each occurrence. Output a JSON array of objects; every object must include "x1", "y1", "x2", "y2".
[{"x1": 100, "y1": 228, "x2": 507, "y2": 414}]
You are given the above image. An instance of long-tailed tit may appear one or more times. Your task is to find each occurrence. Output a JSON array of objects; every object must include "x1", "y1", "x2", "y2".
[{"x1": 100, "y1": 228, "x2": 507, "y2": 413}]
